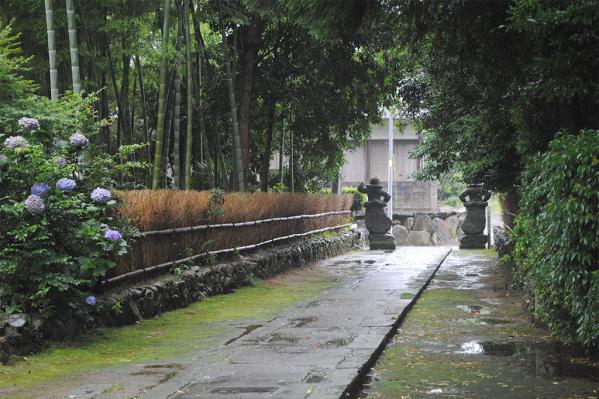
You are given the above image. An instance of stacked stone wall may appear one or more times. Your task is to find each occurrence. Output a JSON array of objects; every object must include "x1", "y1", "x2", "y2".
[{"x1": 0, "y1": 232, "x2": 359, "y2": 362}]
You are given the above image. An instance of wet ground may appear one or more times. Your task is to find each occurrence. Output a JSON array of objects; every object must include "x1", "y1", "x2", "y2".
[
  {"x1": 0, "y1": 247, "x2": 449, "y2": 399},
  {"x1": 362, "y1": 250, "x2": 599, "y2": 399}
]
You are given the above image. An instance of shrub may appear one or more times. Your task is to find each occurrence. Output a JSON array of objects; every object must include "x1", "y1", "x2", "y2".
[
  {"x1": 511, "y1": 130, "x2": 599, "y2": 347},
  {"x1": 342, "y1": 187, "x2": 366, "y2": 212},
  {"x1": 0, "y1": 116, "x2": 135, "y2": 317}
]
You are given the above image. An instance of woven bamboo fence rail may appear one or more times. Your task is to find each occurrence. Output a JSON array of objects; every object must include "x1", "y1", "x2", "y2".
[{"x1": 105, "y1": 209, "x2": 353, "y2": 287}]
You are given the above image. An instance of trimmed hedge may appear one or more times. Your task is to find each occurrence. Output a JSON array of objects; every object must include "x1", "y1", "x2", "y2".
[{"x1": 511, "y1": 130, "x2": 599, "y2": 347}]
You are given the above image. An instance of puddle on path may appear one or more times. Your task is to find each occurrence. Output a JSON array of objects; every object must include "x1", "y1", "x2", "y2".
[
  {"x1": 224, "y1": 324, "x2": 263, "y2": 345},
  {"x1": 362, "y1": 250, "x2": 599, "y2": 399},
  {"x1": 289, "y1": 316, "x2": 318, "y2": 327},
  {"x1": 456, "y1": 304, "x2": 492, "y2": 314}
]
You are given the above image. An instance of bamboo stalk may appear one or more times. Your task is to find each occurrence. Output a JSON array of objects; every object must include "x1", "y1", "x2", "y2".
[
  {"x1": 219, "y1": 0, "x2": 244, "y2": 191},
  {"x1": 44, "y1": 0, "x2": 58, "y2": 100},
  {"x1": 65, "y1": 0, "x2": 81, "y2": 93},
  {"x1": 173, "y1": 2, "x2": 184, "y2": 190},
  {"x1": 184, "y1": 0, "x2": 193, "y2": 189},
  {"x1": 152, "y1": 0, "x2": 172, "y2": 189}
]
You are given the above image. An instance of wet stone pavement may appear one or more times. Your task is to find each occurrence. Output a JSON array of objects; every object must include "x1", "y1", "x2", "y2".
[
  {"x1": 4, "y1": 247, "x2": 451, "y2": 399},
  {"x1": 150, "y1": 247, "x2": 450, "y2": 399},
  {"x1": 362, "y1": 250, "x2": 599, "y2": 399}
]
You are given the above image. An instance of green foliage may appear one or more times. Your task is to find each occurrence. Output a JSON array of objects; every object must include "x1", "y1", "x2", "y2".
[
  {"x1": 0, "y1": 20, "x2": 36, "y2": 103},
  {"x1": 396, "y1": 0, "x2": 598, "y2": 192},
  {"x1": 0, "y1": 25, "x2": 137, "y2": 316},
  {"x1": 341, "y1": 186, "x2": 365, "y2": 212},
  {"x1": 512, "y1": 131, "x2": 599, "y2": 347},
  {"x1": 0, "y1": 117, "x2": 135, "y2": 316},
  {"x1": 207, "y1": 188, "x2": 225, "y2": 218}
]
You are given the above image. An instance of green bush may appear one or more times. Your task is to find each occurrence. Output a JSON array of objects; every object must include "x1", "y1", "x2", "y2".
[
  {"x1": 0, "y1": 116, "x2": 138, "y2": 317},
  {"x1": 512, "y1": 130, "x2": 599, "y2": 347},
  {"x1": 342, "y1": 187, "x2": 366, "y2": 212},
  {"x1": 0, "y1": 22, "x2": 138, "y2": 317}
]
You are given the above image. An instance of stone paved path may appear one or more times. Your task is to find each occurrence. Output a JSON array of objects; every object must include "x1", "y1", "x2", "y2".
[
  {"x1": 143, "y1": 247, "x2": 451, "y2": 399},
  {"x1": 362, "y1": 250, "x2": 599, "y2": 398}
]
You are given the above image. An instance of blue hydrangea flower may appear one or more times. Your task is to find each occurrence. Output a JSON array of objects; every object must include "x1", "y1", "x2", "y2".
[
  {"x1": 18, "y1": 117, "x2": 40, "y2": 132},
  {"x1": 85, "y1": 295, "x2": 96, "y2": 305},
  {"x1": 31, "y1": 182, "x2": 50, "y2": 197},
  {"x1": 90, "y1": 187, "x2": 112, "y2": 204},
  {"x1": 25, "y1": 195, "x2": 45, "y2": 215},
  {"x1": 56, "y1": 157, "x2": 68, "y2": 166},
  {"x1": 69, "y1": 133, "x2": 89, "y2": 148},
  {"x1": 56, "y1": 178, "x2": 76, "y2": 192},
  {"x1": 104, "y1": 229, "x2": 122, "y2": 241},
  {"x1": 3, "y1": 136, "x2": 29, "y2": 149}
]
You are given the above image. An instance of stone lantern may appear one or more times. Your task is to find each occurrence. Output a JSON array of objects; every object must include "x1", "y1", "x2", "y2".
[
  {"x1": 458, "y1": 184, "x2": 491, "y2": 249},
  {"x1": 358, "y1": 178, "x2": 396, "y2": 250}
]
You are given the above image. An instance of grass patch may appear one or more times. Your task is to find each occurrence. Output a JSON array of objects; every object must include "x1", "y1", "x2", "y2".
[
  {"x1": 0, "y1": 270, "x2": 335, "y2": 390},
  {"x1": 102, "y1": 383, "x2": 125, "y2": 393},
  {"x1": 453, "y1": 248, "x2": 497, "y2": 257},
  {"x1": 400, "y1": 292, "x2": 415, "y2": 299}
]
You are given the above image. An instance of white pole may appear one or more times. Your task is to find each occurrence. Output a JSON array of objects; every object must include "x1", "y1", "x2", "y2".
[{"x1": 387, "y1": 114, "x2": 394, "y2": 219}]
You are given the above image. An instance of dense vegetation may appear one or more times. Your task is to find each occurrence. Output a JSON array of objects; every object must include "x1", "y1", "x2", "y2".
[
  {"x1": 391, "y1": 0, "x2": 598, "y2": 347},
  {"x1": 0, "y1": 0, "x2": 395, "y2": 192},
  {"x1": 0, "y1": 0, "x2": 597, "y2": 347}
]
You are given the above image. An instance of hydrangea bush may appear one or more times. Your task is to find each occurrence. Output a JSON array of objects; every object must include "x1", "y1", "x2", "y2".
[{"x1": 0, "y1": 117, "x2": 136, "y2": 317}]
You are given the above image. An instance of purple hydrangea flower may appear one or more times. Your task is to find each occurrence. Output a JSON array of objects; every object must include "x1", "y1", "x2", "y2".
[
  {"x1": 3, "y1": 136, "x2": 29, "y2": 149},
  {"x1": 104, "y1": 229, "x2": 122, "y2": 241},
  {"x1": 31, "y1": 182, "x2": 50, "y2": 197},
  {"x1": 24, "y1": 195, "x2": 45, "y2": 215},
  {"x1": 18, "y1": 117, "x2": 40, "y2": 132},
  {"x1": 56, "y1": 178, "x2": 76, "y2": 192},
  {"x1": 90, "y1": 187, "x2": 112, "y2": 204},
  {"x1": 56, "y1": 157, "x2": 68, "y2": 166},
  {"x1": 69, "y1": 133, "x2": 89, "y2": 148},
  {"x1": 85, "y1": 295, "x2": 97, "y2": 305}
]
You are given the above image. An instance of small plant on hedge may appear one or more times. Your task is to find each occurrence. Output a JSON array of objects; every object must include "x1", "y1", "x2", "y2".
[{"x1": 0, "y1": 116, "x2": 138, "y2": 318}]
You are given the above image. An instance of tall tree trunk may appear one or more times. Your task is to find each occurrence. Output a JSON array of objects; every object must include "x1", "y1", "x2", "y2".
[
  {"x1": 190, "y1": 3, "x2": 214, "y2": 187},
  {"x1": 236, "y1": 19, "x2": 263, "y2": 181},
  {"x1": 260, "y1": 98, "x2": 276, "y2": 192},
  {"x1": 120, "y1": 53, "x2": 131, "y2": 144},
  {"x1": 134, "y1": 55, "x2": 151, "y2": 164},
  {"x1": 173, "y1": 2, "x2": 184, "y2": 190},
  {"x1": 106, "y1": 48, "x2": 123, "y2": 149},
  {"x1": 290, "y1": 127, "x2": 294, "y2": 193},
  {"x1": 100, "y1": 72, "x2": 110, "y2": 151},
  {"x1": 184, "y1": 0, "x2": 193, "y2": 190},
  {"x1": 152, "y1": 0, "x2": 171, "y2": 189},
  {"x1": 279, "y1": 116, "x2": 284, "y2": 185},
  {"x1": 44, "y1": 0, "x2": 58, "y2": 100},
  {"x1": 219, "y1": 5, "x2": 244, "y2": 191},
  {"x1": 65, "y1": 0, "x2": 81, "y2": 93}
]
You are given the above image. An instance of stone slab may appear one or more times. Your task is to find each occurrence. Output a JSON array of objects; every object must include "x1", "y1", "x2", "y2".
[{"x1": 147, "y1": 247, "x2": 450, "y2": 399}]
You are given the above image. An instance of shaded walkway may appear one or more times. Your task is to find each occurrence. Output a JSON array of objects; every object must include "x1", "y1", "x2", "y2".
[
  {"x1": 152, "y1": 247, "x2": 450, "y2": 398},
  {"x1": 363, "y1": 250, "x2": 599, "y2": 398}
]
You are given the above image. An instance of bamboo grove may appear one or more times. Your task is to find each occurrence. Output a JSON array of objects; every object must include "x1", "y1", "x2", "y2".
[{"x1": 0, "y1": 0, "x2": 393, "y2": 192}]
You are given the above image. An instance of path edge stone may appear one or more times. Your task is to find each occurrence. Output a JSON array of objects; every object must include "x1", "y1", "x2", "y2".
[{"x1": 339, "y1": 248, "x2": 452, "y2": 399}]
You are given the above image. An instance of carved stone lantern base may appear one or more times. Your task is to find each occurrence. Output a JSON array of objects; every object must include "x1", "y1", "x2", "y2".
[
  {"x1": 369, "y1": 233, "x2": 396, "y2": 250},
  {"x1": 459, "y1": 234, "x2": 488, "y2": 249}
]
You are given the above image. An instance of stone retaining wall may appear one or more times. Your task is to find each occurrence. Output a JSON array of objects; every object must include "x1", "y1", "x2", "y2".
[
  {"x1": 0, "y1": 231, "x2": 359, "y2": 362},
  {"x1": 391, "y1": 212, "x2": 463, "y2": 246}
]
